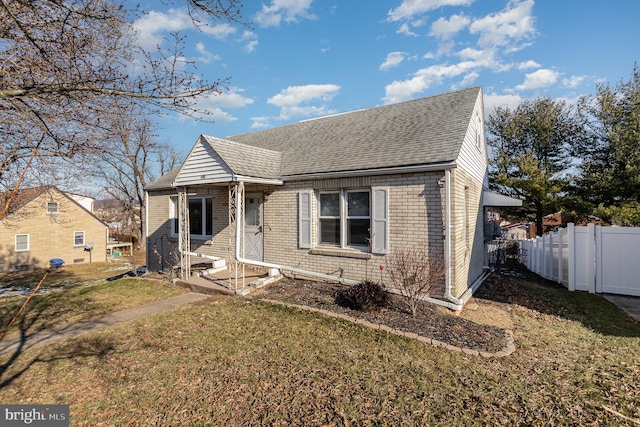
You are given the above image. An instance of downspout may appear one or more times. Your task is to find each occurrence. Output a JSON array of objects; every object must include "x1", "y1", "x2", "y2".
[
  {"x1": 440, "y1": 170, "x2": 494, "y2": 310},
  {"x1": 444, "y1": 169, "x2": 465, "y2": 308},
  {"x1": 234, "y1": 182, "x2": 358, "y2": 286}
]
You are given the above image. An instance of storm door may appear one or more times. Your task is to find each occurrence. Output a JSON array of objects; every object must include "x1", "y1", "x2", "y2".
[{"x1": 244, "y1": 194, "x2": 263, "y2": 261}]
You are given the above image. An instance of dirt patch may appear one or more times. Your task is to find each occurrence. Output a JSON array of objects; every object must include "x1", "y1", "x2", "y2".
[
  {"x1": 457, "y1": 297, "x2": 514, "y2": 330},
  {"x1": 255, "y1": 277, "x2": 512, "y2": 353}
]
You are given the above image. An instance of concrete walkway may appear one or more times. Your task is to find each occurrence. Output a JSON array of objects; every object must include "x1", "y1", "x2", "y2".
[
  {"x1": 603, "y1": 294, "x2": 640, "y2": 322},
  {"x1": 0, "y1": 292, "x2": 211, "y2": 356}
]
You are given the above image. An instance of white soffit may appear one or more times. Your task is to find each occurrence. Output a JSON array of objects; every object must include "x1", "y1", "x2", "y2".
[{"x1": 483, "y1": 191, "x2": 523, "y2": 207}]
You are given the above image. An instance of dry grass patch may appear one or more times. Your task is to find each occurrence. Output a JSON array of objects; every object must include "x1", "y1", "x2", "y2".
[
  {"x1": 0, "y1": 269, "x2": 639, "y2": 425},
  {"x1": 0, "y1": 278, "x2": 185, "y2": 339}
]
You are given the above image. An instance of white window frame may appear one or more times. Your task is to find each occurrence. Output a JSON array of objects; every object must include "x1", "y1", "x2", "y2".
[
  {"x1": 317, "y1": 189, "x2": 371, "y2": 250},
  {"x1": 15, "y1": 234, "x2": 29, "y2": 252},
  {"x1": 170, "y1": 196, "x2": 213, "y2": 239},
  {"x1": 46, "y1": 201, "x2": 59, "y2": 214},
  {"x1": 74, "y1": 231, "x2": 85, "y2": 247}
]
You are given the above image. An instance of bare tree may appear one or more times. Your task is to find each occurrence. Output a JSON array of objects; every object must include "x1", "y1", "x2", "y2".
[
  {"x1": 0, "y1": 0, "x2": 243, "y2": 187},
  {"x1": 89, "y1": 101, "x2": 182, "y2": 248},
  {"x1": 385, "y1": 246, "x2": 446, "y2": 317}
]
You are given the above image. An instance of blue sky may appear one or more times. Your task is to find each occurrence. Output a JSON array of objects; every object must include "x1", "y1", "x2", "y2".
[{"x1": 133, "y1": 0, "x2": 640, "y2": 156}]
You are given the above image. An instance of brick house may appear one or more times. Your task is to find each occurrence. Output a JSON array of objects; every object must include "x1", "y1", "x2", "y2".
[
  {"x1": 145, "y1": 86, "x2": 520, "y2": 309},
  {"x1": 0, "y1": 186, "x2": 107, "y2": 271}
]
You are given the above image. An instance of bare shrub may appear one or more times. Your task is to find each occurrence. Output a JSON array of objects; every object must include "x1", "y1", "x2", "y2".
[
  {"x1": 335, "y1": 281, "x2": 387, "y2": 311},
  {"x1": 385, "y1": 246, "x2": 446, "y2": 316}
]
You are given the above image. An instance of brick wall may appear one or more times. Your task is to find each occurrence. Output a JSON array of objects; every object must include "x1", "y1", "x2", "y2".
[
  {"x1": 0, "y1": 190, "x2": 107, "y2": 271},
  {"x1": 146, "y1": 169, "x2": 486, "y2": 300}
]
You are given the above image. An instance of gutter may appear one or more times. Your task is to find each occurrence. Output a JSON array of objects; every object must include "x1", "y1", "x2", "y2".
[
  {"x1": 234, "y1": 182, "x2": 358, "y2": 289},
  {"x1": 283, "y1": 162, "x2": 457, "y2": 181}
]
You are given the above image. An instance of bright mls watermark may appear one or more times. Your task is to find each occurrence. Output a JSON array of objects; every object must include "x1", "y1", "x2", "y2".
[{"x1": 1, "y1": 405, "x2": 69, "y2": 426}]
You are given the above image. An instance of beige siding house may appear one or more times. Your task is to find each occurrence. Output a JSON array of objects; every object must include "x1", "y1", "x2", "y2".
[
  {"x1": 0, "y1": 187, "x2": 107, "y2": 271},
  {"x1": 145, "y1": 86, "x2": 519, "y2": 309}
]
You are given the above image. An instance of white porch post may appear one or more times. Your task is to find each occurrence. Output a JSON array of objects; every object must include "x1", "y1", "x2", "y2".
[
  {"x1": 178, "y1": 187, "x2": 190, "y2": 280},
  {"x1": 228, "y1": 182, "x2": 246, "y2": 291}
]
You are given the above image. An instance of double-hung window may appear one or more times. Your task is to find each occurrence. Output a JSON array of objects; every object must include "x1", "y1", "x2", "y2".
[
  {"x1": 74, "y1": 231, "x2": 85, "y2": 247},
  {"x1": 318, "y1": 190, "x2": 371, "y2": 249},
  {"x1": 171, "y1": 196, "x2": 213, "y2": 239},
  {"x1": 46, "y1": 202, "x2": 59, "y2": 214},
  {"x1": 15, "y1": 234, "x2": 29, "y2": 252},
  {"x1": 299, "y1": 187, "x2": 387, "y2": 254}
]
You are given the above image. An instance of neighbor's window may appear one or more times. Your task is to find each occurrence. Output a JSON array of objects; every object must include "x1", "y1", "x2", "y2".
[
  {"x1": 318, "y1": 189, "x2": 370, "y2": 249},
  {"x1": 171, "y1": 196, "x2": 213, "y2": 238},
  {"x1": 74, "y1": 231, "x2": 85, "y2": 246},
  {"x1": 46, "y1": 202, "x2": 59, "y2": 214},
  {"x1": 15, "y1": 234, "x2": 29, "y2": 252}
]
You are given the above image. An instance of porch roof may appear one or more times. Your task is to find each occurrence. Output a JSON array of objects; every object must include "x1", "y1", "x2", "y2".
[{"x1": 202, "y1": 136, "x2": 282, "y2": 179}]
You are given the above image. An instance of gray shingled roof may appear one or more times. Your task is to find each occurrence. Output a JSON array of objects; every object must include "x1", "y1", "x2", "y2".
[
  {"x1": 145, "y1": 167, "x2": 180, "y2": 190},
  {"x1": 202, "y1": 136, "x2": 282, "y2": 179},
  {"x1": 227, "y1": 86, "x2": 480, "y2": 176}
]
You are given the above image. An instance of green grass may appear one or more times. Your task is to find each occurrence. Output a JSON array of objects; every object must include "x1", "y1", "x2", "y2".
[
  {"x1": 0, "y1": 277, "x2": 185, "y2": 339},
  {"x1": 0, "y1": 271, "x2": 639, "y2": 426}
]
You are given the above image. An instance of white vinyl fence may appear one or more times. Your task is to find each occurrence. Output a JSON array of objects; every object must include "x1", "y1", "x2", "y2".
[{"x1": 520, "y1": 223, "x2": 640, "y2": 297}]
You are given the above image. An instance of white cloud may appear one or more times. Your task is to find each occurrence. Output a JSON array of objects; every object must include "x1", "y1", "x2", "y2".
[
  {"x1": 240, "y1": 31, "x2": 259, "y2": 53},
  {"x1": 195, "y1": 42, "x2": 221, "y2": 63},
  {"x1": 397, "y1": 22, "x2": 418, "y2": 36},
  {"x1": 382, "y1": 61, "x2": 477, "y2": 104},
  {"x1": 380, "y1": 52, "x2": 407, "y2": 71},
  {"x1": 457, "y1": 47, "x2": 485, "y2": 61},
  {"x1": 254, "y1": 0, "x2": 316, "y2": 28},
  {"x1": 133, "y1": 8, "x2": 236, "y2": 51},
  {"x1": 387, "y1": 0, "x2": 475, "y2": 22},
  {"x1": 563, "y1": 75, "x2": 586, "y2": 88},
  {"x1": 133, "y1": 9, "x2": 193, "y2": 50},
  {"x1": 251, "y1": 116, "x2": 272, "y2": 129},
  {"x1": 516, "y1": 68, "x2": 559, "y2": 90},
  {"x1": 188, "y1": 87, "x2": 254, "y2": 122},
  {"x1": 455, "y1": 71, "x2": 479, "y2": 89},
  {"x1": 268, "y1": 84, "x2": 341, "y2": 120},
  {"x1": 430, "y1": 14, "x2": 470, "y2": 40},
  {"x1": 517, "y1": 60, "x2": 540, "y2": 70},
  {"x1": 483, "y1": 92, "x2": 523, "y2": 114},
  {"x1": 469, "y1": 0, "x2": 536, "y2": 49},
  {"x1": 244, "y1": 40, "x2": 259, "y2": 53},
  {"x1": 200, "y1": 22, "x2": 237, "y2": 40}
]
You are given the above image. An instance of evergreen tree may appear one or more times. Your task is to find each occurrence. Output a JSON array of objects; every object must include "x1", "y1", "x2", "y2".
[{"x1": 487, "y1": 98, "x2": 585, "y2": 235}]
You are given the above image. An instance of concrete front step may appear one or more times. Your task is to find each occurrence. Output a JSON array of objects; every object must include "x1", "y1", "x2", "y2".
[{"x1": 173, "y1": 277, "x2": 236, "y2": 296}]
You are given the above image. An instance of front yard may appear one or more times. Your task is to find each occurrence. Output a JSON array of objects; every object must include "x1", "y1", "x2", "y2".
[{"x1": 0, "y1": 267, "x2": 639, "y2": 425}]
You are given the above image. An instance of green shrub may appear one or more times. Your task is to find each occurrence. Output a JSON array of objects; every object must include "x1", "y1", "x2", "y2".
[{"x1": 335, "y1": 280, "x2": 387, "y2": 311}]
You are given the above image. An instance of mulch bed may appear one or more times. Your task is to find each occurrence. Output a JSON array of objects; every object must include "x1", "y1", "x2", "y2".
[{"x1": 255, "y1": 277, "x2": 508, "y2": 353}]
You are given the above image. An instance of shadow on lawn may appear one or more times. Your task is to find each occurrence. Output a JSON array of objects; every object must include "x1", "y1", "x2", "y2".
[
  {"x1": 0, "y1": 286, "x2": 107, "y2": 388},
  {"x1": 475, "y1": 262, "x2": 640, "y2": 338},
  {"x1": 0, "y1": 333, "x2": 117, "y2": 389}
]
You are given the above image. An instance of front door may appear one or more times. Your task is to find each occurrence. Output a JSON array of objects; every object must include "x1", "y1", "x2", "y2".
[{"x1": 244, "y1": 194, "x2": 263, "y2": 261}]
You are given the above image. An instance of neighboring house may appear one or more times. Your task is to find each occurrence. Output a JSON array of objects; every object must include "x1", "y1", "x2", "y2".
[
  {"x1": 145, "y1": 86, "x2": 521, "y2": 309},
  {"x1": 541, "y1": 211, "x2": 602, "y2": 234},
  {"x1": 500, "y1": 222, "x2": 532, "y2": 240},
  {"x1": 0, "y1": 186, "x2": 107, "y2": 271}
]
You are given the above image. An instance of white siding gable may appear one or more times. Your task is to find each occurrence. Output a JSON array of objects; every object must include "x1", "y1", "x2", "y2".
[
  {"x1": 174, "y1": 136, "x2": 234, "y2": 186},
  {"x1": 455, "y1": 88, "x2": 489, "y2": 188}
]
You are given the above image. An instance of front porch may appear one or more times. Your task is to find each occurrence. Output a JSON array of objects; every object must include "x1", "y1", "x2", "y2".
[{"x1": 175, "y1": 253, "x2": 283, "y2": 296}]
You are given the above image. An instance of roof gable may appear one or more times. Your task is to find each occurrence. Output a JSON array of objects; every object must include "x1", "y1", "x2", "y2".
[
  {"x1": 0, "y1": 186, "x2": 106, "y2": 225},
  {"x1": 228, "y1": 86, "x2": 481, "y2": 176}
]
